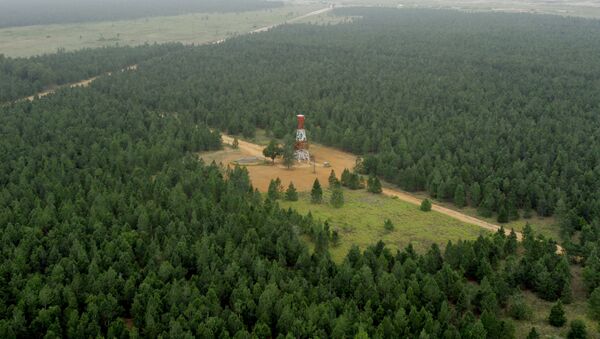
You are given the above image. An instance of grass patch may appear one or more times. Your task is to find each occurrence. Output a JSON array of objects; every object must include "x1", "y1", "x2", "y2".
[
  {"x1": 407, "y1": 188, "x2": 560, "y2": 241},
  {"x1": 280, "y1": 189, "x2": 487, "y2": 263},
  {"x1": 506, "y1": 266, "x2": 599, "y2": 338}
]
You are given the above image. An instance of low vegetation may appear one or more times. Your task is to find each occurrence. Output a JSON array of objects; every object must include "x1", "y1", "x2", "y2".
[{"x1": 280, "y1": 189, "x2": 486, "y2": 262}]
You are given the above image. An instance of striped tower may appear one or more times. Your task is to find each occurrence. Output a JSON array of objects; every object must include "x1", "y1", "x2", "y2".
[{"x1": 294, "y1": 114, "x2": 310, "y2": 162}]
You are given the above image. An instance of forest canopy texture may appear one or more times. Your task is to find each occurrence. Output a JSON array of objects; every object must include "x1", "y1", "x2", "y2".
[
  {"x1": 95, "y1": 8, "x2": 600, "y2": 256},
  {"x1": 0, "y1": 7, "x2": 598, "y2": 338}
]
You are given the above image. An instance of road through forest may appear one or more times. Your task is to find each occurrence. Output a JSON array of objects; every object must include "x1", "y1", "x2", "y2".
[{"x1": 19, "y1": 7, "x2": 333, "y2": 102}]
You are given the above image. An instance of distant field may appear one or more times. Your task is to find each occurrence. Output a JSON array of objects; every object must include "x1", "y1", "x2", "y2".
[
  {"x1": 279, "y1": 190, "x2": 487, "y2": 262},
  {"x1": 0, "y1": 4, "x2": 321, "y2": 57},
  {"x1": 339, "y1": 0, "x2": 600, "y2": 18}
]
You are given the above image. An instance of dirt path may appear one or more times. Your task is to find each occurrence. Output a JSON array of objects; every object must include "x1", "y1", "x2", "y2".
[
  {"x1": 20, "y1": 7, "x2": 332, "y2": 101},
  {"x1": 220, "y1": 133, "x2": 564, "y2": 254},
  {"x1": 21, "y1": 64, "x2": 138, "y2": 102}
]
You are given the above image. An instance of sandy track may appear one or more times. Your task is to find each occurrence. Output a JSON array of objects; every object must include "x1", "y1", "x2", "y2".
[{"x1": 221, "y1": 133, "x2": 564, "y2": 253}]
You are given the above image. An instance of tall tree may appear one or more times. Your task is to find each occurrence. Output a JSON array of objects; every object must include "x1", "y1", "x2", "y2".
[
  {"x1": 330, "y1": 187, "x2": 344, "y2": 208},
  {"x1": 311, "y1": 179, "x2": 323, "y2": 204},
  {"x1": 285, "y1": 182, "x2": 298, "y2": 201}
]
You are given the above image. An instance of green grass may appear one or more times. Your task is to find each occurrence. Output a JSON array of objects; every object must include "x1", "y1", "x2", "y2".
[
  {"x1": 407, "y1": 188, "x2": 560, "y2": 241},
  {"x1": 280, "y1": 189, "x2": 487, "y2": 263},
  {"x1": 0, "y1": 4, "x2": 322, "y2": 57},
  {"x1": 506, "y1": 265, "x2": 600, "y2": 338}
]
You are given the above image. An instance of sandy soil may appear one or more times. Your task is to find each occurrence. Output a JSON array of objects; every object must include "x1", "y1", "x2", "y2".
[
  {"x1": 216, "y1": 133, "x2": 564, "y2": 253},
  {"x1": 218, "y1": 134, "x2": 355, "y2": 193}
]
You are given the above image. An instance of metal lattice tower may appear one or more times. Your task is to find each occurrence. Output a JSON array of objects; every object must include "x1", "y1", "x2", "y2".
[{"x1": 294, "y1": 114, "x2": 310, "y2": 162}]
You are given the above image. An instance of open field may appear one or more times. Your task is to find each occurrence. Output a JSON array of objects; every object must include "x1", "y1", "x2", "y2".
[
  {"x1": 337, "y1": 0, "x2": 600, "y2": 18},
  {"x1": 0, "y1": 3, "x2": 322, "y2": 57},
  {"x1": 280, "y1": 190, "x2": 487, "y2": 262}
]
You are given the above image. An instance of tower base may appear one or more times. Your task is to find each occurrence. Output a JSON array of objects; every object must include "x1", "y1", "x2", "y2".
[{"x1": 294, "y1": 149, "x2": 310, "y2": 162}]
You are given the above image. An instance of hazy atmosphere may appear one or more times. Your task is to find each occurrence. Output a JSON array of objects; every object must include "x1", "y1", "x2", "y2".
[{"x1": 1, "y1": 0, "x2": 600, "y2": 338}]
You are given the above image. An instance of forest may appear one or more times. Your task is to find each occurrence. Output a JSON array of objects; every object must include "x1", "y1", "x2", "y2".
[
  {"x1": 0, "y1": 6, "x2": 599, "y2": 338},
  {"x1": 0, "y1": 44, "x2": 185, "y2": 103},
  {"x1": 0, "y1": 84, "x2": 574, "y2": 337},
  {"x1": 0, "y1": 0, "x2": 282, "y2": 28},
  {"x1": 90, "y1": 8, "x2": 600, "y2": 258}
]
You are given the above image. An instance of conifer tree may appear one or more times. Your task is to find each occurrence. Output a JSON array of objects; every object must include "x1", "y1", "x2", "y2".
[
  {"x1": 588, "y1": 287, "x2": 600, "y2": 320},
  {"x1": 367, "y1": 175, "x2": 382, "y2": 194},
  {"x1": 526, "y1": 327, "x2": 540, "y2": 339},
  {"x1": 454, "y1": 184, "x2": 466, "y2": 208},
  {"x1": 311, "y1": 178, "x2": 323, "y2": 204},
  {"x1": 384, "y1": 219, "x2": 394, "y2": 231},
  {"x1": 267, "y1": 178, "x2": 282, "y2": 200},
  {"x1": 328, "y1": 170, "x2": 340, "y2": 188},
  {"x1": 548, "y1": 301, "x2": 566, "y2": 327},
  {"x1": 567, "y1": 320, "x2": 587, "y2": 339},
  {"x1": 420, "y1": 199, "x2": 432, "y2": 212},
  {"x1": 285, "y1": 182, "x2": 298, "y2": 201},
  {"x1": 330, "y1": 187, "x2": 344, "y2": 208}
]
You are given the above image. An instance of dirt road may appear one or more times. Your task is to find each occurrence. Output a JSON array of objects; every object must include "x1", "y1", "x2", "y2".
[
  {"x1": 221, "y1": 133, "x2": 564, "y2": 254},
  {"x1": 20, "y1": 7, "x2": 332, "y2": 101}
]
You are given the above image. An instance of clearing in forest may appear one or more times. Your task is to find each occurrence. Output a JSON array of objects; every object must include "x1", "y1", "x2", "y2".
[
  {"x1": 280, "y1": 190, "x2": 486, "y2": 262},
  {"x1": 200, "y1": 134, "x2": 491, "y2": 261}
]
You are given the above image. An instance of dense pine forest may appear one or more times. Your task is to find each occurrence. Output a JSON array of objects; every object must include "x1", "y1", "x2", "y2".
[
  {"x1": 93, "y1": 8, "x2": 600, "y2": 257},
  {"x1": 0, "y1": 0, "x2": 282, "y2": 28},
  {"x1": 0, "y1": 44, "x2": 185, "y2": 103},
  {"x1": 0, "y1": 85, "x2": 572, "y2": 337},
  {"x1": 1, "y1": 6, "x2": 599, "y2": 338}
]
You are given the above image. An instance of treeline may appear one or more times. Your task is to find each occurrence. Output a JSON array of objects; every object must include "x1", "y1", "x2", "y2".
[
  {"x1": 0, "y1": 0, "x2": 282, "y2": 28},
  {"x1": 0, "y1": 44, "x2": 185, "y2": 103},
  {"x1": 90, "y1": 8, "x2": 600, "y2": 257}
]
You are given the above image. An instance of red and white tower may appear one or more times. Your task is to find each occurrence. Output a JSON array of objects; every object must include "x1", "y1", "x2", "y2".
[{"x1": 295, "y1": 114, "x2": 310, "y2": 162}]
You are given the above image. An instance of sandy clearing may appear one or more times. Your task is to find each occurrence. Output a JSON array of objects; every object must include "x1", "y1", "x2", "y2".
[{"x1": 218, "y1": 133, "x2": 564, "y2": 254}]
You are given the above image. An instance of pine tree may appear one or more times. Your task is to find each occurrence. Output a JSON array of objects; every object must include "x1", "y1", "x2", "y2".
[
  {"x1": 285, "y1": 182, "x2": 298, "y2": 201},
  {"x1": 341, "y1": 168, "x2": 351, "y2": 187},
  {"x1": 348, "y1": 173, "x2": 361, "y2": 190},
  {"x1": 526, "y1": 327, "x2": 540, "y2": 339},
  {"x1": 282, "y1": 144, "x2": 295, "y2": 169},
  {"x1": 588, "y1": 287, "x2": 600, "y2": 320},
  {"x1": 267, "y1": 178, "x2": 282, "y2": 200},
  {"x1": 367, "y1": 175, "x2": 382, "y2": 194},
  {"x1": 328, "y1": 170, "x2": 340, "y2": 188},
  {"x1": 311, "y1": 179, "x2": 323, "y2": 204},
  {"x1": 567, "y1": 320, "x2": 587, "y2": 339},
  {"x1": 330, "y1": 187, "x2": 344, "y2": 208},
  {"x1": 548, "y1": 301, "x2": 566, "y2": 327},
  {"x1": 454, "y1": 184, "x2": 466, "y2": 208},
  {"x1": 497, "y1": 205, "x2": 509, "y2": 223},
  {"x1": 470, "y1": 182, "x2": 481, "y2": 207},
  {"x1": 420, "y1": 199, "x2": 432, "y2": 212},
  {"x1": 505, "y1": 228, "x2": 518, "y2": 255},
  {"x1": 384, "y1": 219, "x2": 394, "y2": 231}
]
